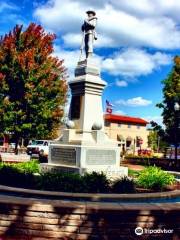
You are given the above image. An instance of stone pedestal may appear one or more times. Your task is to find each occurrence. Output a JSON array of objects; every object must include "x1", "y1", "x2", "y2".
[
  {"x1": 69, "y1": 59, "x2": 106, "y2": 132},
  {"x1": 41, "y1": 59, "x2": 128, "y2": 178}
]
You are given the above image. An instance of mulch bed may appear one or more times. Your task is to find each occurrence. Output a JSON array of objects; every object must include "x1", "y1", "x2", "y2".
[{"x1": 136, "y1": 182, "x2": 180, "y2": 193}]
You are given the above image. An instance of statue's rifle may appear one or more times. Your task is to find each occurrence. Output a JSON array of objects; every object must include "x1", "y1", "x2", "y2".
[{"x1": 79, "y1": 30, "x2": 85, "y2": 61}]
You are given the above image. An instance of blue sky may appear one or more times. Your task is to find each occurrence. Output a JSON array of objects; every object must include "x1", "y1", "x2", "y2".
[{"x1": 1, "y1": 0, "x2": 180, "y2": 125}]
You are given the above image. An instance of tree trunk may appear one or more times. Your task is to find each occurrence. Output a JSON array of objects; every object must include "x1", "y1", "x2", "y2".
[{"x1": 14, "y1": 137, "x2": 19, "y2": 155}]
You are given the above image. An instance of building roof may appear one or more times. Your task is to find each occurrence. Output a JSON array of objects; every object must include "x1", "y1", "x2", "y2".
[{"x1": 104, "y1": 114, "x2": 148, "y2": 125}]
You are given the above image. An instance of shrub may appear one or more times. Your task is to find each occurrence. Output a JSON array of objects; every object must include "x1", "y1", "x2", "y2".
[
  {"x1": 128, "y1": 169, "x2": 140, "y2": 177},
  {"x1": 0, "y1": 163, "x2": 175, "y2": 193},
  {"x1": 23, "y1": 171, "x2": 110, "y2": 193},
  {"x1": 111, "y1": 176, "x2": 136, "y2": 193},
  {"x1": 137, "y1": 166, "x2": 175, "y2": 191},
  {"x1": 38, "y1": 172, "x2": 84, "y2": 192},
  {"x1": 82, "y1": 172, "x2": 110, "y2": 193},
  {"x1": 0, "y1": 160, "x2": 40, "y2": 174},
  {"x1": 15, "y1": 170, "x2": 110, "y2": 193},
  {"x1": 12, "y1": 160, "x2": 40, "y2": 174},
  {"x1": 0, "y1": 165, "x2": 110, "y2": 193},
  {"x1": 0, "y1": 165, "x2": 37, "y2": 189}
]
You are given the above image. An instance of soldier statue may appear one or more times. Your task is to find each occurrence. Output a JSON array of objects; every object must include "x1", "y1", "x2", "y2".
[{"x1": 81, "y1": 10, "x2": 97, "y2": 59}]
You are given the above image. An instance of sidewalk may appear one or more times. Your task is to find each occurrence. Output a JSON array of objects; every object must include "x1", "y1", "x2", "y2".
[
  {"x1": 122, "y1": 163, "x2": 145, "y2": 171},
  {"x1": 0, "y1": 153, "x2": 30, "y2": 163}
]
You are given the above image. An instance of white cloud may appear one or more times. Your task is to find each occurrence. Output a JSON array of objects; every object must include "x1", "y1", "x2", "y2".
[
  {"x1": 115, "y1": 80, "x2": 128, "y2": 87},
  {"x1": 52, "y1": 46, "x2": 171, "y2": 80},
  {"x1": 97, "y1": 5, "x2": 180, "y2": 49},
  {"x1": 34, "y1": 1, "x2": 174, "y2": 80},
  {"x1": 116, "y1": 97, "x2": 152, "y2": 107},
  {"x1": 112, "y1": 0, "x2": 180, "y2": 22},
  {"x1": 34, "y1": 0, "x2": 180, "y2": 49},
  {"x1": 62, "y1": 33, "x2": 114, "y2": 48},
  {"x1": 113, "y1": 109, "x2": 127, "y2": 115},
  {"x1": 62, "y1": 33, "x2": 82, "y2": 48},
  {"x1": 53, "y1": 45, "x2": 79, "y2": 80},
  {"x1": 0, "y1": 3, "x2": 25, "y2": 27},
  {"x1": 0, "y1": 2, "x2": 18, "y2": 12},
  {"x1": 111, "y1": 0, "x2": 155, "y2": 16},
  {"x1": 34, "y1": 0, "x2": 83, "y2": 33},
  {"x1": 53, "y1": 45, "x2": 101, "y2": 80},
  {"x1": 101, "y1": 48, "x2": 171, "y2": 77},
  {"x1": 144, "y1": 115, "x2": 164, "y2": 127}
]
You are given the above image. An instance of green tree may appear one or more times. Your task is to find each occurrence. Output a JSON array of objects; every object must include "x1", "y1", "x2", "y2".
[
  {"x1": 148, "y1": 129, "x2": 158, "y2": 151},
  {"x1": 157, "y1": 56, "x2": 180, "y2": 145},
  {"x1": 0, "y1": 23, "x2": 67, "y2": 152},
  {"x1": 148, "y1": 124, "x2": 168, "y2": 152}
]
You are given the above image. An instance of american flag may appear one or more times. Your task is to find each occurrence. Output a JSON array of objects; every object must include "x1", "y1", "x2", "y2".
[
  {"x1": 106, "y1": 100, "x2": 113, "y2": 107},
  {"x1": 106, "y1": 107, "x2": 112, "y2": 114}
]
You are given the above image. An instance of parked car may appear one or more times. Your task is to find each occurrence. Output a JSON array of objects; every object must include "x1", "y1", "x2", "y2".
[
  {"x1": 9, "y1": 143, "x2": 16, "y2": 149},
  {"x1": 27, "y1": 140, "x2": 52, "y2": 160},
  {"x1": 164, "y1": 146, "x2": 180, "y2": 159}
]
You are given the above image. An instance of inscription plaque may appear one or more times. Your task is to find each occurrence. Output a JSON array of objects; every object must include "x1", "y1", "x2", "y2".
[
  {"x1": 51, "y1": 148, "x2": 76, "y2": 166},
  {"x1": 86, "y1": 149, "x2": 116, "y2": 165},
  {"x1": 41, "y1": 165, "x2": 80, "y2": 174}
]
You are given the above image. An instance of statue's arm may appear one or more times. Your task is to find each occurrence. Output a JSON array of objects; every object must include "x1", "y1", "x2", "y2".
[
  {"x1": 81, "y1": 24, "x2": 85, "y2": 32},
  {"x1": 84, "y1": 18, "x2": 97, "y2": 28}
]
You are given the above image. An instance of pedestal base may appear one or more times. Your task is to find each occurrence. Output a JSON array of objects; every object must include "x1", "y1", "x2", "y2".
[
  {"x1": 49, "y1": 143, "x2": 120, "y2": 167},
  {"x1": 41, "y1": 142, "x2": 128, "y2": 178},
  {"x1": 82, "y1": 165, "x2": 128, "y2": 179},
  {"x1": 40, "y1": 162, "x2": 128, "y2": 179},
  {"x1": 40, "y1": 163, "x2": 81, "y2": 174}
]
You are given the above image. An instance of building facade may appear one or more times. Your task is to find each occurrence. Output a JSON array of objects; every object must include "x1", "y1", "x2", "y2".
[{"x1": 104, "y1": 114, "x2": 149, "y2": 154}]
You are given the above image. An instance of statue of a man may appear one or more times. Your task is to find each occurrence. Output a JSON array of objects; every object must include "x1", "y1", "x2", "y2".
[{"x1": 81, "y1": 10, "x2": 97, "y2": 58}]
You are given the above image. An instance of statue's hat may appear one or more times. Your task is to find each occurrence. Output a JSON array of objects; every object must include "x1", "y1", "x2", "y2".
[{"x1": 86, "y1": 10, "x2": 96, "y2": 16}]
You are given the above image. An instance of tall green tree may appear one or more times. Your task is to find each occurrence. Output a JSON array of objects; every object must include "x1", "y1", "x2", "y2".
[
  {"x1": 148, "y1": 129, "x2": 158, "y2": 151},
  {"x1": 148, "y1": 123, "x2": 168, "y2": 152},
  {"x1": 157, "y1": 56, "x2": 180, "y2": 146},
  {"x1": 0, "y1": 23, "x2": 67, "y2": 152}
]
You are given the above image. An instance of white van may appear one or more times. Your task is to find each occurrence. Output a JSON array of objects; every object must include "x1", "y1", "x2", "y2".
[{"x1": 26, "y1": 140, "x2": 52, "y2": 158}]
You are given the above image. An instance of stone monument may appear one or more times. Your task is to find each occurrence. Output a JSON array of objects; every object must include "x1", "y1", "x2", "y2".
[{"x1": 41, "y1": 10, "x2": 128, "y2": 177}]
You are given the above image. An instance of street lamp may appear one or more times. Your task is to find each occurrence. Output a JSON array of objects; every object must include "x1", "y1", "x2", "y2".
[{"x1": 174, "y1": 101, "x2": 180, "y2": 167}]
